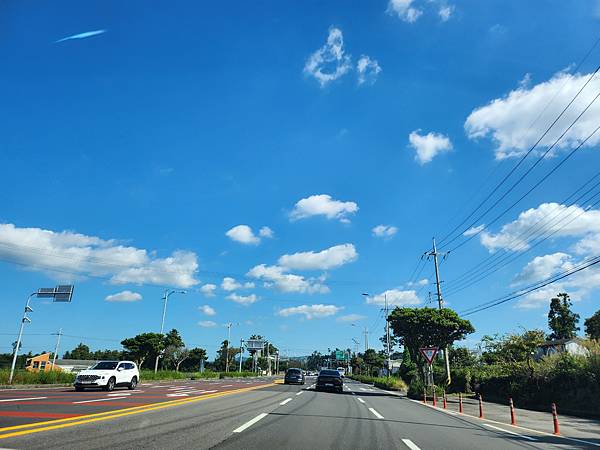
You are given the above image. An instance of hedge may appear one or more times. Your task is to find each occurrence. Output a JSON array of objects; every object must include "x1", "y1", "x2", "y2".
[{"x1": 351, "y1": 374, "x2": 407, "y2": 391}]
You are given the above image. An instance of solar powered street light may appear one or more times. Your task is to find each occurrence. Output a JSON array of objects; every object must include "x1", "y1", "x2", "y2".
[{"x1": 9, "y1": 285, "x2": 74, "y2": 384}]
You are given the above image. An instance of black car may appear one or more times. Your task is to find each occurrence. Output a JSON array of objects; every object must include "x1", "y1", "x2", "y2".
[
  {"x1": 284, "y1": 368, "x2": 305, "y2": 385},
  {"x1": 315, "y1": 369, "x2": 344, "y2": 393}
]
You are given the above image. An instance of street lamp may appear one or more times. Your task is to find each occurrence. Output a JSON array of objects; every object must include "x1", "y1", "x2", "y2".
[
  {"x1": 154, "y1": 289, "x2": 186, "y2": 373},
  {"x1": 9, "y1": 285, "x2": 74, "y2": 384}
]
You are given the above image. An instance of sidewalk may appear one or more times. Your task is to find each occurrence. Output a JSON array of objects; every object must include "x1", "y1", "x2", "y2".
[{"x1": 440, "y1": 394, "x2": 600, "y2": 443}]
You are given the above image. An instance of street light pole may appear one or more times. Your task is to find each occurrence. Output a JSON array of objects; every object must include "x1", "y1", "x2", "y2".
[
  {"x1": 9, "y1": 293, "x2": 35, "y2": 384},
  {"x1": 224, "y1": 322, "x2": 234, "y2": 373},
  {"x1": 155, "y1": 289, "x2": 186, "y2": 373},
  {"x1": 52, "y1": 328, "x2": 63, "y2": 371},
  {"x1": 239, "y1": 338, "x2": 244, "y2": 372}
]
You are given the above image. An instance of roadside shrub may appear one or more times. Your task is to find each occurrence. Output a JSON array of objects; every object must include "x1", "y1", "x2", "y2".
[
  {"x1": 449, "y1": 368, "x2": 471, "y2": 393},
  {"x1": 350, "y1": 374, "x2": 407, "y2": 391},
  {"x1": 140, "y1": 370, "x2": 219, "y2": 381},
  {"x1": 219, "y1": 371, "x2": 256, "y2": 379},
  {"x1": 0, "y1": 370, "x2": 75, "y2": 385}
]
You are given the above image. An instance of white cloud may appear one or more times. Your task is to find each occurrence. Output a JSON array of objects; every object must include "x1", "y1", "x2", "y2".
[
  {"x1": 438, "y1": 5, "x2": 454, "y2": 21},
  {"x1": 259, "y1": 226, "x2": 274, "y2": 239},
  {"x1": 220, "y1": 277, "x2": 254, "y2": 291},
  {"x1": 336, "y1": 313, "x2": 367, "y2": 323},
  {"x1": 365, "y1": 289, "x2": 421, "y2": 306},
  {"x1": 290, "y1": 194, "x2": 358, "y2": 223},
  {"x1": 409, "y1": 130, "x2": 453, "y2": 164},
  {"x1": 225, "y1": 225, "x2": 260, "y2": 245},
  {"x1": 105, "y1": 290, "x2": 142, "y2": 302},
  {"x1": 226, "y1": 293, "x2": 258, "y2": 305},
  {"x1": 304, "y1": 27, "x2": 352, "y2": 87},
  {"x1": 277, "y1": 304, "x2": 342, "y2": 320},
  {"x1": 200, "y1": 283, "x2": 217, "y2": 297},
  {"x1": 247, "y1": 264, "x2": 329, "y2": 294},
  {"x1": 372, "y1": 225, "x2": 398, "y2": 238},
  {"x1": 513, "y1": 253, "x2": 573, "y2": 285},
  {"x1": 477, "y1": 203, "x2": 600, "y2": 252},
  {"x1": 55, "y1": 29, "x2": 106, "y2": 43},
  {"x1": 387, "y1": 0, "x2": 423, "y2": 22},
  {"x1": 278, "y1": 244, "x2": 358, "y2": 271},
  {"x1": 0, "y1": 223, "x2": 199, "y2": 288},
  {"x1": 198, "y1": 320, "x2": 217, "y2": 328},
  {"x1": 199, "y1": 305, "x2": 216, "y2": 316},
  {"x1": 408, "y1": 278, "x2": 429, "y2": 287},
  {"x1": 465, "y1": 70, "x2": 600, "y2": 159},
  {"x1": 357, "y1": 55, "x2": 382, "y2": 85}
]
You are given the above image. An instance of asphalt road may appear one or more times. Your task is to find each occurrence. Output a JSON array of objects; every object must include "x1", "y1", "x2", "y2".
[{"x1": 0, "y1": 377, "x2": 596, "y2": 449}]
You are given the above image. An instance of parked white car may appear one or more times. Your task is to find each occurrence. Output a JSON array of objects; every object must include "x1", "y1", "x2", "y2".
[{"x1": 74, "y1": 361, "x2": 139, "y2": 391}]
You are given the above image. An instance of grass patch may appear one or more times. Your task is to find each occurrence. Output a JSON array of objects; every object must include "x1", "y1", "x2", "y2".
[
  {"x1": 0, "y1": 369, "x2": 76, "y2": 385},
  {"x1": 350, "y1": 374, "x2": 407, "y2": 391}
]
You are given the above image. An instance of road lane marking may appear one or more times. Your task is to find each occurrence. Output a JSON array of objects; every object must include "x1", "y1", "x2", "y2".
[
  {"x1": 0, "y1": 397, "x2": 47, "y2": 403},
  {"x1": 402, "y1": 439, "x2": 421, "y2": 450},
  {"x1": 0, "y1": 383, "x2": 275, "y2": 439},
  {"x1": 483, "y1": 424, "x2": 537, "y2": 441},
  {"x1": 73, "y1": 397, "x2": 127, "y2": 404},
  {"x1": 357, "y1": 398, "x2": 365, "y2": 404},
  {"x1": 107, "y1": 393, "x2": 130, "y2": 397},
  {"x1": 222, "y1": 385, "x2": 233, "y2": 387},
  {"x1": 368, "y1": 407, "x2": 384, "y2": 419},
  {"x1": 279, "y1": 398, "x2": 293, "y2": 405},
  {"x1": 232, "y1": 413, "x2": 268, "y2": 433},
  {"x1": 295, "y1": 391, "x2": 303, "y2": 396},
  {"x1": 166, "y1": 393, "x2": 189, "y2": 397}
]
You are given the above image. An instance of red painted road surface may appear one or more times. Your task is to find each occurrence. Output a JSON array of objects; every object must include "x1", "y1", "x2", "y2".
[{"x1": 0, "y1": 378, "x2": 274, "y2": 428}]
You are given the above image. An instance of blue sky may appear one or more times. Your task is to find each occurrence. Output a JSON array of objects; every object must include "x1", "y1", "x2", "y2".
[{"x1": 2, "y1": 1, "x2": 600, "y2": 358}]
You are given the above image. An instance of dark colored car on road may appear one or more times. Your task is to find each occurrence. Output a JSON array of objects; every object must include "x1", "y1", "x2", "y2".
[
  {"x1": 284, "y1": 368, "x2": 305, "y2": 385},
  {"x1": 315, "y1": 369, "x2": 343, "y2": 393}
]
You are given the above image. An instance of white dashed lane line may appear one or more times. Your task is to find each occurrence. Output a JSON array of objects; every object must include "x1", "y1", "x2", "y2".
[
  {"x1": 0, "y1": 397, "x2": 47, "y2": 403},
  {"x1": 295, "y1": 391, "x2": 303, "y2": 396},
  {"x1": 233, "y1": 413, "x2": 269, "y2": 433},
  {"x1": 73, "y1": 397, "x2": 128, "y2": 404},
  {"x1": 279, "y1": 398, "x2": 293, "y2": 406},
  {"x1": 356, "y1": 398, "x2": 365, "y2": 404},
  {"x1": 402, "y1": 439, "x2": 421, "y2": 450},
  {"x1": 368, "y1": 407, "x2": 384, "y2": 419}
]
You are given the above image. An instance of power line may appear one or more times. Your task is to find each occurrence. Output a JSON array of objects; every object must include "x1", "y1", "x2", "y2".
[{"x1": 438, "y1": 64, "x2": 600, "y2": 249}]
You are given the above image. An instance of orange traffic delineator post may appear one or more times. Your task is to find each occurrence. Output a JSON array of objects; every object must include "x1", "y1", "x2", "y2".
[
  {"x1": 509, "y1": 398, "x2": 516, "y2": 425},
  {"x1": 443, "y1": 393, "x2": 447, "y2": 409},
  {"x1": 552, "y1": 403, "x2": 560, "y2": 435},
  {"x1": 478, "y1": 394, "x2": 484, "y2": 419},
  {"x1": 459, "y1": 393, "x2": 463, "y2": 413},
  {"x1": 433, "y1": 390, "x2": 437, "y2": 407}
]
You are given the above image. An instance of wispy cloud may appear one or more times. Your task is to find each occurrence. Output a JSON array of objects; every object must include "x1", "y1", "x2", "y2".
[{"x1": 55, "y1": 30, "x2": 107, "y2": 44}]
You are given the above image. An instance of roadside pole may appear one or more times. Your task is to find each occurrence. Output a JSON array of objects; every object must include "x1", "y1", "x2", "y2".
[
  {"x1": 225, "y1": 323, "x2": 233, "y2": 373},
  {"x1": 51, "y1": 328, "x2": 62, "y2": 371},
  {"x1": 239, "y1": 338, "x2": 244, "y2": 372},
  {"x1": 384, "y1": 293, "x2": 391, "y2": 377},
  {"x1": 428, "y1": 238, "x2": 451, "y2": 385},
  {"x1": 266, "y1": 341, "x2": 271, "y2": 375}
]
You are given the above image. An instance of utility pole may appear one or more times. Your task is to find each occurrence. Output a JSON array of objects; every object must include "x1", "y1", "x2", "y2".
[
  {"x1": 239, "y1": 338, "x2": 244, "y2": 372},
  {"x1": 363, "y1": 327, "x2": 369, "y2": 353},
  {"x1": 384, "y1": 293, "x2": 391, "y2": 377},
  {"x1": 427, "y1": 237, "x2": 451, "y2": 384},
  {"x1": 266, "y1": 341, "x2": 271, "y2": 376},
  {"x1": 51, "y1": 328, "x2": 62, "y2": 371},
  {"x1": 225, "y1": 323, "x2": 233, "y2": 373}
]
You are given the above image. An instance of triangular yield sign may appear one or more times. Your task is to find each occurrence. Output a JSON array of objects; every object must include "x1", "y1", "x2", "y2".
[{"x1": 419, "y1": 347, "x2": 439, "y2": 365}]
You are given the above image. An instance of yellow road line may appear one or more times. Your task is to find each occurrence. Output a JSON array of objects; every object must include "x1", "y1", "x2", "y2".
[{"x1": 0, "y1": 383, "x2": 274, "y2": 439}]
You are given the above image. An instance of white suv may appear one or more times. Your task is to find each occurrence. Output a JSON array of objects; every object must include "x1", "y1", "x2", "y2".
[{"x1": 74, "y1": 361, "x2": 139, "y2": 391}]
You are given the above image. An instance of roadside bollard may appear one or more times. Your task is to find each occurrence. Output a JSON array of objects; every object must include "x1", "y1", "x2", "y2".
[
  {"x1": 443, "y1": 393, "x2": 447, "y2": 409},
  {"x1": 552, "y1": 403, "x2": 560, "y2": 435},
  {"x1": 509, "y1": 398, "x2": 516, "y2": 425},
  {"x1": 423, "y1": 389, "x2": 427, "y2": 404},
  {"x1": 433, "y1": 391, "x2": 437, "y2": 407},
  {"x1": 459, "y1": 393, "x2": 463, "y2": 414},
  {"x1": 478, "y1": 394, "x2": 484, "y2": 419}
]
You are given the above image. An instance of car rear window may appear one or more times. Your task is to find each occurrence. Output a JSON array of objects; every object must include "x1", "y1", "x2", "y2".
[
  {"x1": 319, "y1": 370, "x2": 340, "y2": 376},
  {"x1": 287, "y1": 369, "x2": 301, "y2": 375}
]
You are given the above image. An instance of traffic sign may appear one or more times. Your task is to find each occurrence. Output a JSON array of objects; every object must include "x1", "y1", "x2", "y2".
[
  {"x1": 335, "y1": 350, "x2": 346, "y2": 361},
  {"x1": 419, "y1": 347, "x2": 439, "y2": 365}
]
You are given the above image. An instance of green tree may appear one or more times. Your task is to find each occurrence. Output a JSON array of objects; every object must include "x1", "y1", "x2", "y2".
[
  {"x1": 214, "y1": 340, "x2": 240, "y2": 372},
  {"x1": 584, "y1": 310, "x2": 600, "y2": 340},
  {"x1": 363, "y1": 349, "x2": 384, "y2": 375},
  {"x1": 388, "y1": 307, "x2": 475, "y2": 375},
  {"x1": 548, "y1": 293, "x2": 580, "y2": 340},
  {"x1": 121, "y1": 333, "x2": 165, "y2": 368},
  {"x1": 63, "y1": 343, "x2": 92, "y2": 360},
  {"x1": 306, "y1": 351, "x2": 326, "y2": 370},
  {"x1": 179, "y1": 347, "x2": 207, "y2": 372},
  {"x1": 449, "y1": 347, "x2": 477, "y2": 368}
]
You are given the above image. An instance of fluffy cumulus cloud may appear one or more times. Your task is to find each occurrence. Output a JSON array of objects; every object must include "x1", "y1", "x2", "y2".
[
  {"x1": 277, "y1": 304, "x2": 343, "y2": 320},
  {"x1": 0, "y1": 223, "x2": 199, "y2": 288},
  {"x1": 278, "y1": 244, "x2": 358, "y2": 271},
  {"x1": 225, "y1": 225, "x2": 260, "y2": 245},
  {"x1": 387, "y1": 0, "x2": 423, "y2": 22},
  {"x1": 476, "y1": 203, "x2": 600, "y2": 253},
  {"x1": 512, "y1": 253, "x2": 573, "y2": 285},
  {"x1": 372, "y1": 225, "x2": 398, "y2": 238},
  {"x1": 221, "y1": 277, "x2": 254, "y2": 291},
  {"x1": 247, "y1": 264, "x2": 329, "y2": 294},
  {"x1": 105, "y1": 290, "x2": 142, "y2": 302},
  {"x1": 198, "y1": 320, "x2": 217, "y2": 328},
  {"x1": 226, "y1": 293, "x2": 258, "y2": 305},
  {"x1": 199, "y1": 305, "x2": 216, "y2": 316},
  {"x1": 259, "y1": 226, "x2": 274, "y2": 239},
  {"x1": 465, "y1": 70, "x2": 600, "y2": 159},
  {"x1": 409, "y1": 130, "x2": 453, "y2": 164},
  {"x1": 336, "y1": 313, "x2": 367, "y2": 323},
  {"x1": 357, "y1": 55, "x2": 382, "y2": 85},
  {"x1": 290, "y1": 194, "x2": 358, "y2": 223},
  {"x1": 408, "y1": 278, "x2": 429, "y2": 287},
  {"x1": 365, "y1": 289, "x2": 421, "y2": 306},
  {"x1": 438, "y1": 5, "x2": 454, "y2": 21},
  {"x1": 200, "y1": 283, "x2": 217, "y2": 297},
  {"x1": 304, "y1": 27, "x2": 352, "y2": 87}
]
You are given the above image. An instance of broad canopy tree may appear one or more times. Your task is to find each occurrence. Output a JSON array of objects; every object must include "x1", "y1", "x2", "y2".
[
  {"x1": 388, "y1": 307, "x2": 474, "y2": 372},
  {"x1": 584, "y1": 309, "x2": 600, "y2": 340}
]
